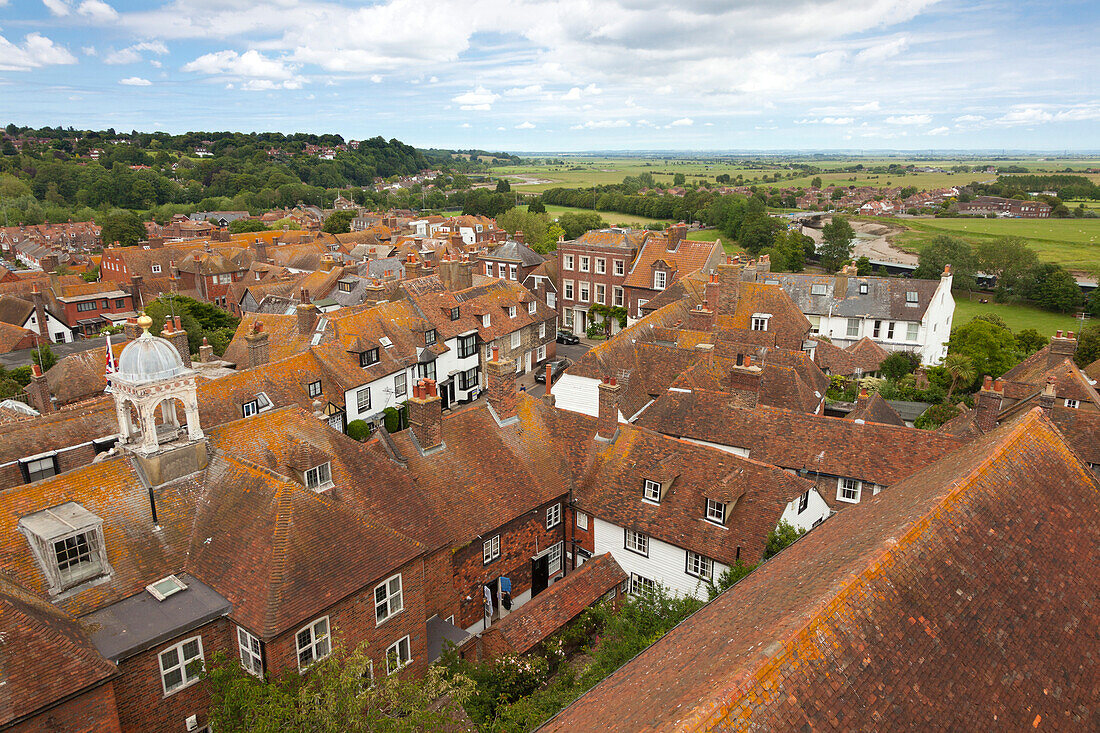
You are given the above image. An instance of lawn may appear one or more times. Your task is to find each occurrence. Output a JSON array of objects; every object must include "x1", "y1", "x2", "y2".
[
  {"x1": 687, "y1": 228, "x2": 741, "y2": 254},
  {"x1": 536, "y1": 203, "x2": 667, "y2": 227},
  {"x1": 892, "y1": 217, "x2": 1100, "y2": 272},
  {"x1": 953, "y1": 295, "x2": 1088, "y2": 336}
]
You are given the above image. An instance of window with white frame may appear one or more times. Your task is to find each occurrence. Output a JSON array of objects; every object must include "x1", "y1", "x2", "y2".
[
  {"x1": 580, "y1": 256, "x2": 590, "y2": 272},
  {"x1": 537, "y1": 344, "x2": 546, "y2": 361},
  {"x1": 356, "y1": 387, "x2": 371, "y2": 413},
  {"x1": 653, "y1": 270, "x2": 667, "y2": 290},
  {"x1": 296, "y1": 617, "x2": 331, "y2": 671},
  {"x1": 539, "y1": 322, "x2": 546, "y2": 338},
  {"x1": 482, "y1": 313, "x2": 491, "y2": 327},
  {"x1": 614, "y1": 259, "x2": 625, "y2": 276},
  {"x1": 308, "y1": 380, "x2": 322, "y2": 398},
  {"x1": 578, "y1": 282, "x2": 590, "y2": 302},
  {"x1": 886, "y1": 322, "x2": 896, "y2": 339},
  {"x1": 498, "y1": 263, "x2": 507, "y2": 278},
  {"x1": 386, "y1": 636, "x2": 411, "y2": 674},
  {"x1": 546, "y1": 503, "x2": 561, "y2": 529},
  {"x1": 837, "y1": 478, "x2": 861, "y2": 503},
  {"x1": 394, "y1": 372, "x2": 407, "y2": 398},
  {"x1": 613, "y1": 286, "x2": 624, "y2": 307},
  {"x1": 360, "y1": 348, "x2": 379, "y2": 367},
  {"x1": 528, "y1": 300, "x2": 536, "y2": 314},
  {"x1": 22, "y1": 456, "x2": 58, "y2": 483},
  {"x1": 546, "y1": 541, "x2": 563, "y2": 575},
  {"x1": 509, "y1": 264, "x2": 518, "y2": 280},
  {"x1": 595, "y1": 284, "x2": 606, "y2": 305},
  {"x1": 642, "y1": 479, "x2": 661, "y2": 503},
  {"x1": 151, "y1": 263, "x2": 162, "y2": 274},
  {"x1": 576, "y1": 511, "x2": 588, "y2": 530},
  {"x1": 563, "y1": 254, "x2": 574, "y2": 270},
  {"x1": 810, "y1": 283, "x2": 828, "y2": 296},
  {"x1": 1066, "y1": 399, "x2": 1080, "y2": 409},
  {"x1": 419, "y1": 361, "x2": 436, "y2": 381},
  {"x1": 425, "y1": 329, "x2": 437, "y2": 346},
  {"x1": 596, "y1": 257, "x2": 606, "y2": 274},
  {"x1": 751, "y1": 316, "x2": 769, "y2": 331},
  {"x1": 686, "y1": 551, "x2": 713, "y2": 581},
  {"x1": 237, "y1": 627, "x2": 263, "y2": 677},
  {"x1": 808, "y1": 315, "x2": 821, "y2": 334},
  {"x1": 563, "y1": 280, "x2": 574, "y2": 300},
  {"x1": 547, "y1": 292, "x2": 557, "y2": 308},
  {"x1": 629, "y1": 572, "x2": 655, "y2": 596},
  {"x1": 907, "y1": 322, "x2": 919, "y2": 341},
  {"x1": 846, "y1": 318, "x2": 860, "y2": 338},
  {"x1": 507, "y1": 305, "x2": 517, "y2": 318},
  {"x1": 906, "y1": 291, "x2": 919, "y2": 303},
  {"x1": 705, "y1": 498, "x2": 726, "y2": 524},
  {"x1": 374, "y1": 573, "x2": 404, "y2": 624},
  {"x1": 859, "y1": 283, "x2": 869, "y2": 295},
  {"x1": 305, "y1": 462, "x2": 333, "y2": 491},
  {"x1": 563, "y1": 309, "x2": 574, "y2": 328},
  {"x1": 624, "y1": 528, "x2": 649, "y2": 556},
  {"x1": 19, "y1": 503, "x2": 109, "y2": 594},
  {"x1": 510, "y1": 331, "x2": 521, "y2": 349},
  {"x1": 483, "y1": 535, "x2": 500, "y2": 564},
  {"x1": 485, "y1": 262, "x2": 493, "y2": 276},
  {"x1": 159, "y1": 637, "x2": 204, "y2": 695}
]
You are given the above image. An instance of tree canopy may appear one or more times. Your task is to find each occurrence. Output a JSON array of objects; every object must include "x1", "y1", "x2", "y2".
[
  {"x1": 819, "y1": 216, "x2": 855, "y2": 272},
  {"x1": 913, "y1": 235, "x2": 977, "y2": 290},
  {"x1": 947, "y1": 318, "x2": 1020, "y2": 381}
]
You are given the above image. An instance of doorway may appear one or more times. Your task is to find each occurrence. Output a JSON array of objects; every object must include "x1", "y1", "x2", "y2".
[{"x1": 531, "y1": 554, "x2": 550, "y2": 598}]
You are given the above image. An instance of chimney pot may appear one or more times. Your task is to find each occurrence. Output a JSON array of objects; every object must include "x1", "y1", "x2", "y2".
[{"x1": 1056, "y1": 330, "x2": 1063, "y2": 338}]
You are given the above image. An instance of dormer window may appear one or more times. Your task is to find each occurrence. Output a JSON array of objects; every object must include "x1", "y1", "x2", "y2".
[
  {"x1": 751, "y1": 314, "x2": 770, "y2": 331},
  {"x1": 653, "y1": 271, "x2": 667, "y2": 290},
  {"x1": 482, "y1": 314, "x2": 491, "y2": 327},
  {"x1": 151, "y1": 264, "x2": 162, "y2": 274},
  {"x1": 425, "y1": 329, "x2": 437, "y2": 346},
  {"x1": 859, "y1": 283, "x2": 869, "y2": 294},
  {"x1": 642, "y1": 479, "x2": 662, "y2": 503},
  {"x1": 811, "y1": 283, "x2": 828, "y2": 296},
  {"x1": 304, "y1": 462, "x2": 333, "y2": 491},
  {"x1": 19, "y1": 502, "x2": 109, "y2": 594},
  {"x1": 360, "y1": 348, "x2": 380, "y2": 367},
  {"x1": 906, "y1": 291, "x2": 919, "y2": 303},
  {"x1": 705, "y1": 498, "x2": 726, "y2": 525},
  {"x1": 450, "y1": 307, "x2": 460, "y2": 321},
  {"x1": 527, "y1": 301, "x2": 536, "y2": 315},
  {"x1": 508, "y1": 306, "x2": 516, "y2": 318}
]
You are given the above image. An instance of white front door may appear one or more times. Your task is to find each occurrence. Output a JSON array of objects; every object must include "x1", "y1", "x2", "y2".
[{"x1": 525, "y1": 350, "x2": 533, "y2": 372}]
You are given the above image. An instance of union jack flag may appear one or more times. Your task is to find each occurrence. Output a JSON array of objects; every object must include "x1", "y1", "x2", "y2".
[{"x1": 105, "y1": 333, "x2": 116, "y2": 391}]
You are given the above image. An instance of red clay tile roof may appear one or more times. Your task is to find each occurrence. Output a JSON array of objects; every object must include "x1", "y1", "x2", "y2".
[
  {"x1": 0, "y1": 575, "x2": 116, "y2": 726},
  {"x1": 637, "y1": 390, "x2": 965, "y2": 490},
  {"x1": 0, "y1": 320, "x2": 36, "y2": 354},
  {"x1": 848, "y1": 390, "x2": 905, "y2": 426},
  {"x1": 813, "y1": 335, "x2": 889, "y2": 375},
  {"x1": 492, "y1": 553, "x2": 627, "y2": 655},
  {"x1": 0, "y1": 397, "x2": 118, "y2": 467},
  {"x1": 543, "y1": 409, "x2": 1100, "y2": 732},
  {"x1": 622, "y1": 236, "x2": 721, "y2": 291}
]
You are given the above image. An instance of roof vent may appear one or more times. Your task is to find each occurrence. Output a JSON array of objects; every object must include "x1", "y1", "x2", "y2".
[{"x1": 146, "y1": 574, "x2": 187, "y2": 601}]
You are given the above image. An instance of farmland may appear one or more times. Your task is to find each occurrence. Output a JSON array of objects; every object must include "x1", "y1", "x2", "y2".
[{"x1": 889, "y1": 217, "x2": 1100, "y2": 272}]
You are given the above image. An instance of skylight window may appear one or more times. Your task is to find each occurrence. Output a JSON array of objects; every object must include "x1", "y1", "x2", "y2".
[
  {"x1": 147, "y1": 575, "x2": 188, "y2": 601},
  {"x1": 380, "y1": 336, "x2": 393, "y2": 348}
]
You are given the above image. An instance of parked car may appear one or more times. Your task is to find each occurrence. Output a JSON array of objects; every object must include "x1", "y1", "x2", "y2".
[
  {"x1": 556, "y1": 330, "x2": 580, "y2": 345},
  {"x1": 535, "y1": 358, "x2": 570, "y2": 384}
]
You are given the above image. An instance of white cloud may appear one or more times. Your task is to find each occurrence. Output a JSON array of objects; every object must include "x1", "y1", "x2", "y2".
[
  {"x1": 0, "y1": 32, "x2": 77, "y2": 71},
  {"x1": 516, "y1": 121, "x2": 535, "y2": 129},
  {"x1": 81, "y1": 46, "x2": 96, "y2": 56},
  {"x1": 852, "y1": 101, "x2": 880, "y2": 112},
  {"x1": 504, "y1": 84, "x2": 543, "y2": 97},
  {"x1": 667, "y1": 117, "x2": 694, "y2": 127},
  {"x1": 954, "y1": 114, "x2": 985, "y2": 123},
  {"x1": 460, "y1": 122, "x2": 471, "y2": 128},
  {"x1": 370, "y1": 74, "x2": 382, "y2": 83},
  {"x1": 119, "y1": 76, "x2": 152, "y2": 86},
  {"x1": 77, "y1": 0, "x2": 118, "y2": 22},
  {"x1": 183, "y1": 49, "x2": 304, "y2": 88},
  {"x1": 105, "y1": 41, "x2": 168, "y2": 65},
  {"x1": 561, "y1": 83, "x2": 601, "y2": 100},
  {"x1": 927, "y1": 126, "x2": 950, "y2": 135},
  {"x1": 570, "y1": 119, "x2": 631, "y2": 130},
  {"x1": 795, "y1": 117, "x2": 853, "y2": 125},
  {"x1": 452, "y1": 85, "x2": 499, "y2": 111},
  {"x1": 42, "y1": 0, "x2": 70, "y2": 16},
  {"x1": 429, "y1": 76, "x2": 438, "y2": 83},
  {"x1": 885, "y1": 114, "x2": 931, "y2": 125}
]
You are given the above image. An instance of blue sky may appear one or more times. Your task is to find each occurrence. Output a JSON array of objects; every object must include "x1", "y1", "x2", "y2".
[{"x1": 1, "y1": 0, "x2": 1097, "y2": 152}]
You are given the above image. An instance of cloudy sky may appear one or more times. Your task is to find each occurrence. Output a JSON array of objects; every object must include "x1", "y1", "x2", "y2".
[{"x1": 1, "y1": 0, "x2": 1097, "y2": 151}]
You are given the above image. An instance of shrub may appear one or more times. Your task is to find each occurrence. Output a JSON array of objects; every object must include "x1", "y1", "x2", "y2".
[
  {"x1": 345, "y1": 419, "x2": 371, "y2": 441},
  {"x1": 764, "y1": 520, "x2": 806, "y2": 559}
]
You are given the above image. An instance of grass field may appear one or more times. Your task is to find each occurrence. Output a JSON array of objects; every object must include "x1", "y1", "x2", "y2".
[
  {"x1": 687, "y1": 228, "x2": 740, "y2": 254},
  {"x1": 535, "y1": 203, "x2": 667, "y2": 227},
  {"x1": 891, "y1": 217, "x2": 1100, "y2": 272},
  {"x1": 953, "y1": 295, "x2": 1089, "y2": 336}
]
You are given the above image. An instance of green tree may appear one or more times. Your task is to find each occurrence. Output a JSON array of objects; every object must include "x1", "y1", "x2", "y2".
[
  {"x1": 100, "y1": 210, "x2": 147, "y2": 247},
  {"x1": 975, "y1": 237, "x2": 1038, "y2": 300},
  {"x1": 913, "y1": 235, "x2": 977, "y2": 290},
  {"x1": 1022, "y1": 263, "x2": 1084, "y2": 313},
  {"x1": 228, "y1": 218, "x2": 269, "y2": 234},
  {"x1": 880, "y1": 351, "x2": 919, "y2": 380},
  {"x1": 1015, "y1": 328, "x2": 1047, "y2": 356},
  {"x1": 738, "y1": 211, "x2": 781, "y2": 254},
  {"x1": 1073, "y1": 323, "x2": 1100, "y2": 368},
  {"x1": 206, "y1": 642, "x2": 473, "y2": 732},
  {"x1": 556, "y1": 212, "x2": 606, "y2": 240},
  {"x1": 943, "y1": 353, "x2": 976, "y2": 398},
  {"x1": 495, "y1": 178, "x2": 512, "y2": 193},
  {"x1": 811, "y1": 176, "x2": 822, "y2": 189},
  {"x1": 527, "y1": 199, "x2": 546, "y2": 214},
  {"x1": 948, "y1": 318, "x2": 1020, "y2": 382},
  {"x1": 764, "y1": 520, "x2": 806, "y2": 559},
  {"x1": 322, "y1": 210, "x2": 356, "y2": 234},
  {"x1": 497, "y1": 208, "x2": 551, "y2": 251},
  {"x1": 854, "y1": 255, "x2": 872, "y2": 276},
  {"x1": 673, "y1": 172, "x2": 686, "y2": 186},
  {"x1": 819, "y1": 216, "x2": 855, "y2": 272},
  {"x1": 31, "y1": 342, "x2": 58, "y2": 372}
]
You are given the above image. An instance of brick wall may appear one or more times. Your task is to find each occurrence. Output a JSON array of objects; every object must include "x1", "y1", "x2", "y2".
[
  {"x1": 570, "y1": 506, "x2": 595, "y2": 560},
  {"x1": 8, "y1": 682, "x2": 122, "y2": 733},
  {"x1": 557, "y1": 243, "x2": 633, "y2": 330},
  {"x1": 260, "y1": 557, "x2": 429, "y2": 681},
  {"x1": 488, "y1": 318, "x2": 557, "y2": 377},
  {"x1": 0, "y1": 443, "x2": 98, "y2": 491},
  {"x1": 451, "y1": 496, "x2": 569, "y2": 629},
  {"x1": 112, "y1": 617, "x2": 231, "y2": 733}
]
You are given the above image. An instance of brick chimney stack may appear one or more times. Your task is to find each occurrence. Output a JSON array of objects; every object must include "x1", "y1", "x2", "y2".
[
  {"x1": 514, "y1": 230, "x2": 525, "y2": 245},
  {"x1": 486, "y1": 346, "x2": 519, "y2": 421},
  {"x1": 253, "y1": 236, "x2": 269, "y2": 264},
  {"x1": 199, "y1": 336, "x2": 214, "y2": 363},
  {"x1": 715, "y1": 257, "x2": 741, "y2": 315},
  {"x1": 686, "y1": 303, "x2": 714, "y2": 331},
  {"x1": 856, "y1": 386, "x2": 869, "y2": 409},
  {"x1": 245, "y1": 320, "x2": 270, "y2": 369},
  {"x1": 26, "y1": 363, "x2": 54, "y2": 414},
  {"x1": 296, "y1": 288, "x2": 317, "y2": 336},
  {"x1": 704, "y1": 270, "x2": 720, "y2": 314},
  {"x1": 1038, "y1": 376, "x2": 1057, "y2": 411},
  {"x1": 666, "y1": 223, "x2": 687, "y2": 251},
  {"x1": 1048, "y1": 329, "x2": 1077, "y2": 367},
  {"x1": 409, "y1": 378, "x2": 443, "y2": 451},
  {"x1": 975, "y1": 375, "x2": 1004, "y2": 433},
  {"x1": 161, "y1": 315, "x2": 192, "y2": 368},
  {"x1": 596, "y1": 376, "x2": 621, "y2": 441},
  {"x1": 30, "y1": 285, "x2": 50, "y2": 342},
  {"x1": 123, "y1": 316, "x2": 141, "y2": 341},
  {"x1": 405, "y1": 253, "x2": 422, "y2": 280},
  {"x1": 130, "y1": 274, "x2": 144, "y2": 311}
]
